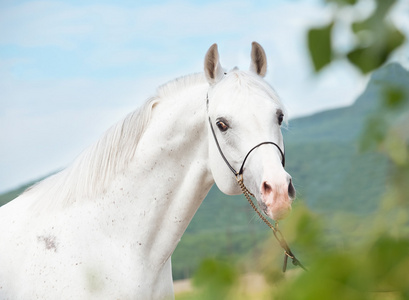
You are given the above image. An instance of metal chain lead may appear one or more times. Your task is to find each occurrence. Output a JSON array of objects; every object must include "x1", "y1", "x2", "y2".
[
  {"x1": 236, "y1": 175, "x2": 276, "y2": 231},
  {"x1": 236, "y1": 175, "x2": 307, "y2": 272}
]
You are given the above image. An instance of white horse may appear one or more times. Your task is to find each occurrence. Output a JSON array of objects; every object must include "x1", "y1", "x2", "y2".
[{"x1": 0, "y1": 42, "x2": 295, "y2": 299}]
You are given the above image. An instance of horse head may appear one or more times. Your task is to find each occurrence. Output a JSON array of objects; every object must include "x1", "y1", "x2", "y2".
[{"x1": 205, "y1": 42, "x2": 295, "y2": 221}]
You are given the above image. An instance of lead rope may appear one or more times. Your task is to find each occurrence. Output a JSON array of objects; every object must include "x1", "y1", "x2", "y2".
[{"x1": 236, "y1": 174, "x2": 307, "y2": 272}]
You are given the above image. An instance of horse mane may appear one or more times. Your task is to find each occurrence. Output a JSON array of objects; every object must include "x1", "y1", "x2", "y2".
[
  {"x1": 26, "y1": 73, "x2": 207, "y2": 211},
  {"x1": 157, "y1": 72, "x2": 205, "y2": 99}
]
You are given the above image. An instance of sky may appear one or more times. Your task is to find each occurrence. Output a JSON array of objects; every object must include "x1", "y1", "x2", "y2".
[{"x1": 0, "y1": 0, "x2": 408, "y2": 193}]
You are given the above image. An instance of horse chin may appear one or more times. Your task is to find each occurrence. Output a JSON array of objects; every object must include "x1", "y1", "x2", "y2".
[
  {"x1": 268, "y1": 206, "x2": 292, "y2": 221},
  {"x1": 258, "y1": 197, "x2": 292, "y2": 221}
]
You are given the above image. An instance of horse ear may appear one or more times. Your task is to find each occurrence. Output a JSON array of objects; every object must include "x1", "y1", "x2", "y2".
[
  {"x1": 204, "y1": 43, "x2": 224, "y2": 85},
  {"x1": 250, "y1": 41, "x2": 267, "y2": 77}
]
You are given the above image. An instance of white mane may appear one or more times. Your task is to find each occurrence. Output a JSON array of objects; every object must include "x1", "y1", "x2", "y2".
[
  {"x1": 25, "y1": 73, "x2": 207, "y2": 211},
  {"x1": 156, "y1": 72, "x2": 206, "y2": 99}
]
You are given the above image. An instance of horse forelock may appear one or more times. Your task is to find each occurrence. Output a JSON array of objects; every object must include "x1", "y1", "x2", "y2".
[{"x1": 213, "y1": 70, "x2": 285, "y2": 115}]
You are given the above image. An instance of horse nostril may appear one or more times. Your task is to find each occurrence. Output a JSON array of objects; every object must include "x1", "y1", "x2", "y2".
[
  {"x1": 288, "y1": 179, "x2": 296, "y2": 199},
  {"x1": 262, "y1": 181, "x2": 272, "y2": 195}
]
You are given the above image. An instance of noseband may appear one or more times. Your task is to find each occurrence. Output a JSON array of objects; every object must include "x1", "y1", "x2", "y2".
[
  {"x1": 206, "y1": 93, "x2": 306, "y2": 272},
  {"x1": 209, "y1": 122, "x2": 286, "y2": 177}
]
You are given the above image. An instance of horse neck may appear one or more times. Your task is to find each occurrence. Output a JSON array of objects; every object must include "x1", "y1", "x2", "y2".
[
  {"x1": 23, "y1": 76, "x2": 214, "y2": 269},
  {"x1": 99, "y1": 82, "x2": 214, "y2": 265}
]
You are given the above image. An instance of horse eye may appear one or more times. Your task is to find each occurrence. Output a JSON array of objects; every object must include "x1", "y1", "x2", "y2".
[
  {"x1": 278, "y1": 113, "x2": 284, "y2": 126},
  {"x1": 216, "y1": 120, "x2": 229, "y2": 132}
]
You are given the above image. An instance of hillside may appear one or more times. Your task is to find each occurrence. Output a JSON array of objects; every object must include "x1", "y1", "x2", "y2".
[
  {"x1": 284, "y1": 62, "x2": 409, "y2": 213},
  {"x1": 1, "y1": 63, "x2": 408, "y2": 279},
  {"x1": 0, "y1": 180, "x2": 38, "y2": 207}
]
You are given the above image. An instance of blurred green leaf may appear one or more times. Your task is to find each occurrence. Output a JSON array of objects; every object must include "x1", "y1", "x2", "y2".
[
  {"x1": 347, "y1": 27, "x2": 404, "y2": 73},
  {"x1": 383, "y1": 86, "x2": 405, "y2": 109},
  {"x1": 345, "y1": 48, "x2": 368, "y2": 74},
  {"x1": 292, "y1": 207, "x2": 324, "y2": 252},
  {"x1": 192, "y1": 258, "x2": 238, "y2": 299},
  {"x1": 275, "y1": 252, "x2": 371, "y2": 300},
  {"x1": 374, "y1": 0, "x2": 397, "y2": 20},
  {"x1": 352, "y1": 0, "x2": 396, "y2": 34},
  {"x1": 368, "y1": 235, "x2": 409, "y2": 292},
  {"x1": 343, "y1": 0, "x2": 357, "y2": 5},
  {"x1": 347, "y1": 46, "x2": 382, "y2": 74},
  {"x1": 308, "y1": 22, "x2": 333, "y2": 72},
  {"x1": 384, "y1": 133, "x2": 408, "y2": 165},
  {"x1": 325, "y1": 0, "x2": 357, "y2": 6},
  {"x1": 310, "y1": 0, "x2": 405, "y2": 74},
  {"x1": 359, "y1": 115, "x2": 388, "y2": 152},
  {"x1": 347, "y1": 0, "x2": 404, "y2": 74}
]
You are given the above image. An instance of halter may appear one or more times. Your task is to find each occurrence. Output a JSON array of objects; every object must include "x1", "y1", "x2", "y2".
[
  {"x1": 206, "y1": 93, "x2": 285, "y2": 177},
  {"x1": 206, "y1": 93, "x2": 306, "y2": 272}
]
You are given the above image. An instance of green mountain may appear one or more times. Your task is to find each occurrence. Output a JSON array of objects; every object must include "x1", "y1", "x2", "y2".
[
  {"x1": 1, "y1": 63, "x2": 408, "y2": 279},
  {"x1": 0, "y1": 181, "x2": 34, "y2": 207},
  {"x1": 284, "y1": 62, "x2": 409, "y2": 213},
  {"x1": 0, "y1": 174, "x2": 52, "y2": 207}
]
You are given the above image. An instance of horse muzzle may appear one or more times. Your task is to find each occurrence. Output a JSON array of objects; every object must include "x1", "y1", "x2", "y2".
[{"x1": 259, "y1": 177, "x2": 295, "y2": 221}]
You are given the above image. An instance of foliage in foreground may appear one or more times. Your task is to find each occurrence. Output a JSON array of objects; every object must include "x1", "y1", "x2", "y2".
[{"x1": 179, "y1": 196, "x2": 409, "y2": 299}]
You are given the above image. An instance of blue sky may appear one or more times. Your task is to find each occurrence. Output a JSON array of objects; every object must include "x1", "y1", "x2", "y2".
[{"x1": 1, "y1": 0, "x2": 408, "y2": 193}]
